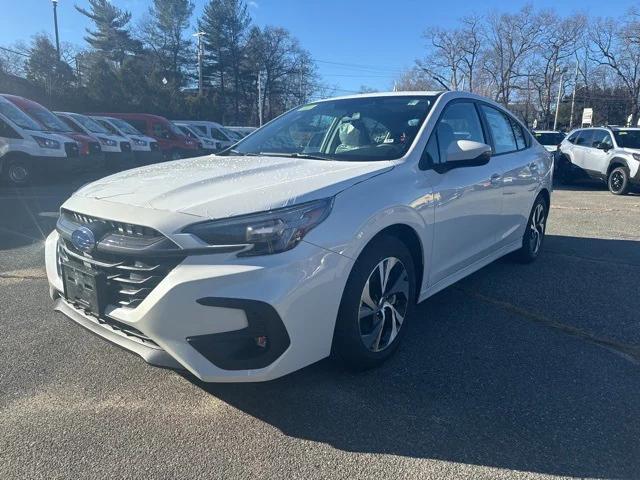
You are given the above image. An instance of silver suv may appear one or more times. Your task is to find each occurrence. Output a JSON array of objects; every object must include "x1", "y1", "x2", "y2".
[{"x1": 558, "y1": 127, "x2": 640, "y2": 195}]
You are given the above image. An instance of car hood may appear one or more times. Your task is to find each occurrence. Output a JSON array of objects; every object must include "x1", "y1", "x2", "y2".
[{"x1": 73, "y1": 155, "x2": 393, "y2": 219}]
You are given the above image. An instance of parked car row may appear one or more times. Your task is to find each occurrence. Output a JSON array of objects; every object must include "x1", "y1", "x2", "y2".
[{"x1": 0, "y1": 93, "x2": 256, "y2": 186}]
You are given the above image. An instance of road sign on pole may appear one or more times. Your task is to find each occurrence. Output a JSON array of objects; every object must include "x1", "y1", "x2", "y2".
[{"x1": 581, "y1": 108, "x2": 593, "y2": 127}]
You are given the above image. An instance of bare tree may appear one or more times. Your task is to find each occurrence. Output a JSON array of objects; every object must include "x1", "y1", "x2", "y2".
[
  {"x1": 459, "y1": 14, "x2": 483, "y2": 93},
  {"x1": 590, "y1": 15, "x2": 640, "y2": 125},
  {"x1": 420, "y1": 27, "x2": 464, "y2": 90},
  {"x1": 530, "y1": 13, "x2": 586, "y2": 128},
  {"x1": 483, "y1": 5, "x2": 543, "y2": 105}
]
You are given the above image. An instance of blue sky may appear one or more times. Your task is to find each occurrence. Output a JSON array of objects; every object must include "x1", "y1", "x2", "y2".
[{"x1": 2, "y1": 0, "x2": 637, "y2": 92}]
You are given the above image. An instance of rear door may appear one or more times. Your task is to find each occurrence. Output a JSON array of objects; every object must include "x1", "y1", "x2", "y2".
[
  {"x1": 572, "y1": 129, "x2": 593, "y2": 169},
  {"x1": 585, "y1": 129, "x2": 613, "y2": 176},
  {"x1": 479, "y1": 104, "x2": 539, "y2": 247}
]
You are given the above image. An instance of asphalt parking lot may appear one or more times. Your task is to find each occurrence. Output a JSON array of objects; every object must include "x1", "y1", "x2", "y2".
[{"x1": 0, "y1": 175, "x2": 639, "y2": 480}]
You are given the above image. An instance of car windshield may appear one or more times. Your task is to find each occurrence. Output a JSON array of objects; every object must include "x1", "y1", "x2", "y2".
[
  {"x1": 69, "y1": 113, "x2": 109, "y2": 134},
  {"x1": 613, "y1": 130, "x2": 640, "y2": 149},
  {"x1": 177, "y1": 125, "x2": 197, "y2": 138},
  {"x1": 231, "y1": 95, "x2": 435, "y2": 161},
  {"x1": 534, "y1": 132, "x2": 564, "y2": 146},
  {"x1": 22, "y1": 105, "x2": 73, "y2": 132},
  {"x1": 0, "y1": 100, "x2": 45, "y2": 131},
  {"x1": 109, "y1": 117, "x2": 142, "y2": 136}
]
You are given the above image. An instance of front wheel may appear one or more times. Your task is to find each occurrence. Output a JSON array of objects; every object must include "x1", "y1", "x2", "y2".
[
  {"x1": 2, "y1": 157, "x2": 32, "y2": 186},
  {"x1": 608, "y1": 166, "x2": 631, "y2": 195},
  {"x1": 514, "y1": 196, "x2": 548, "y2": 263},
  {"x1": 333, "y1": 236, "x2": 416, "y2": 370}
]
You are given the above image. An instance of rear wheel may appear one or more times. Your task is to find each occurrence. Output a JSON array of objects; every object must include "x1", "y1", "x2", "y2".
[
  {"x1": 2, "y1": 157, "x2": 32, "y2": 186},
  {"x1": 333, "y1": 236, "x2": 416, "y2": 370},
  {"x1": 514, "y1": 195, "x2": 548, "y2": 263},
  {"x1": 608, "y1": 166, "x2": 630, "y2": 195}
]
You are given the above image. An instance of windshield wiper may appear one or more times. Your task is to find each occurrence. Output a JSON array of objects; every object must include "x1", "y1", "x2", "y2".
[{"x1": 258, "y1": 152, "x2": 331, "y2": 161}]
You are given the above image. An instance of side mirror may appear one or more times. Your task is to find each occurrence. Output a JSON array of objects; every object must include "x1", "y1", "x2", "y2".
[
  {"x1": 595, "y1": 142, "x2": 611, "y2": 151},
  {"x1": 446, "y1": 140, "x2": 492, "y2": 166}
]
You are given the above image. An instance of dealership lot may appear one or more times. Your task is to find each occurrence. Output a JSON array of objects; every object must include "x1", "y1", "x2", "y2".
[{"x1": 0, "y1": 177, "x2": 639, "y2": 479}]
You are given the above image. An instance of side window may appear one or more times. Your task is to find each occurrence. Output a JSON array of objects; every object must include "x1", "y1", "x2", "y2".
[
  {"x1": 128, "y1": 119, "x2": 147, "y2": 133},
  {"x1": 210, "y1": 127, "x2": 227, "y2": 141},
  {"x1": 153, "y1": 123, "x2": 171, "y2": 139},
  {"x1": 567, "y1": 131, "x2": 579, "y2": 144},
  {"x1": 420, "y1": 131, "x2": 440, "y2": 167},
  {"x1": 192, "y1": 125, "x2": 208, "y2": 136},
  {"x1": 575, "y1": 130, "x2": 593, "y2": 147},
  {"x1": 436, "y1": 102, "x2": 485, "y2": 161},
  {"x1": 480, "y1": 105, "x2": 518, "y2": 154},
  {"x1": 60, "y1": 116, "x2": 83, "y2": 133},
  {"x1": 97, "y1": 120, "x2": 118, "y2": 135},
  {"x1": 591, "y1": 129, "x2": 612, "y2": 148},
  {"x1": 509, "y1": 118, "x2": 527, "y2": 150},
  {"x1": 0, "y1": 119, "x2": 21, "y2": 139}
]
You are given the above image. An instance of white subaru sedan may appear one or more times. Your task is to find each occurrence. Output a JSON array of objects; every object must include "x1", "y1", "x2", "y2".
[{"x1": 45, "y1": 91, "x2": 552, "y2": 382}]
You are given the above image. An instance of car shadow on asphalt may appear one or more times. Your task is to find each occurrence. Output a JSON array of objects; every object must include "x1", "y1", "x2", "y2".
[{"x1": 184, "y1": 234, "x2": 640, "y2": 479}]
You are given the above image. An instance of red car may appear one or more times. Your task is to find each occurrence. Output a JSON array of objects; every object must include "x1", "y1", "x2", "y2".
[
  {"x1": 91, "y1": 113, "x2": 198, "y2": 160},
  {"x1": 1, "y1": 94, "x2": 104, "y2": 170}
]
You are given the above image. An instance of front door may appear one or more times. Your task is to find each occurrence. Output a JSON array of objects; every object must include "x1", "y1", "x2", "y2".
[{"x1": 421, "y1": 101, "x2": 504, "y2": 286}]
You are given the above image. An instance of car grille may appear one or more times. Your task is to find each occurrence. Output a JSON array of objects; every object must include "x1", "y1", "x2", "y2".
[
  {"x1": 58, "y1": 210, "x2": 184, "y2": 311},
  {"x1": 89, "y1": 141, "x2": 101, "y2": 154},
  {"x1": 64, "y1": 142, "x2": 79, "y2": 158},
  {"x1": 120, "y1": 141, "x2": 132, "y2": 152}
]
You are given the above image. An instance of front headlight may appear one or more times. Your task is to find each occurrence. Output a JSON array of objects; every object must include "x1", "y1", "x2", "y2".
[
  {"x1": 184, "y1": 198, "x2": 334, "y2": 256},
  {"x1": 132, "y1": 138, "x2": 147, "y2": 146},
  {"x1": 98, "y1": 137, "x2": 117, "y2": 147},
  {"x1": 32, "y1": 135, "x2": 60, "y2": 149}
]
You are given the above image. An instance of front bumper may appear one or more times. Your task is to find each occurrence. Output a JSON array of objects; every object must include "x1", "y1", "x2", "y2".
[{"x1": 45, "y1": 230, "x2": 353, "y2": 382}]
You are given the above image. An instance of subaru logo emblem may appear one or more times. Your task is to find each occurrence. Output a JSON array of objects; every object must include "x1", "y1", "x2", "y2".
[{"x1": 71, "y1": 226, "x2": 96, "y2": 253}]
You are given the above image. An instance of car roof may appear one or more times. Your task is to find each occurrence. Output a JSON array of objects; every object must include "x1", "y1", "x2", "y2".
[{"x1": 533, "y1": 130, "x2": 563, "y2": 134}]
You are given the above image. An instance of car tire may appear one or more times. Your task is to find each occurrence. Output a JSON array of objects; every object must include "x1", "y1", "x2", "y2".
[
  {"x1": 170, "y1": 150, "x2": 183, "y2": 161},
  {"x1": 607, "y1": 166, "x2": 631, "y2": 195},
  {"x1": 332, "y1": 235, "x2": 416, "y2": 371},
  {"x1": 514, "y1": 195, "x2": 548, "y2": 264},
  {"x1": 2, "y1": 157, "x2": 32, "y2": 186}
]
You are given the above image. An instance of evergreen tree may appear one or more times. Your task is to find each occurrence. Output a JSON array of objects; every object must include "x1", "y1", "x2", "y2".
[
  {"x1": 140, "y1": 0, "x2": 195, "y2": 91},
  {"x1": 75, "y1": 0, "x2": 141, "y2": 65},
  {"x1": 198, "y1": 0, "x2": 251, "y2": 122},
  {"x1": 25, "y1": 34, "x2": 75, "y2": 98}
]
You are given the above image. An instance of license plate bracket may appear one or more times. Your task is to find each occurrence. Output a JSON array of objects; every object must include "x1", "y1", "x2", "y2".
[{"x1": 61, "y1": 261, "x2": 106, "y2": 316}]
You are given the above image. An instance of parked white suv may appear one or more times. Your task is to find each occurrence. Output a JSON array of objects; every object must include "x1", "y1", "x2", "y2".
[
  {"x1": 558, "y1": 126, "x2": 640, "y2": 194},
  {"x1": 45, "y1": 92, "x2": 552, "y2": 382}
]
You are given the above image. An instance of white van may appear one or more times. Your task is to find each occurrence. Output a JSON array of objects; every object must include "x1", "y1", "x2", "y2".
[
  {"x1": 173, "y1": 120, "x2": 236, "y2": 150},
  {"x1": 55, "y1": 112, "x2": 133, "y2": 170},
  {"x1": 90, "y1": 115, "x2": 163, "y2": 165},
  {"x1": 173, "y1": 122, "x2": 221, "y2": 153},
  {"x1": 0, "y1": 98, "x2": 79, "y2": 186}
]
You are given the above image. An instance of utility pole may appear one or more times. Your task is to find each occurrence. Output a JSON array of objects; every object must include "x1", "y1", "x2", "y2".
[
  {"x1": 257, "y1": 70, "x2": 265, "y2": 126},
  {"x1": 553, "y1": 68, "x2": 566, "y2": 131},
  {"x1": 52, "y1": 0, "x2": 60, "y2": 60},
  {"x1": 569, "y1": 61, "x2": 579, "y2": 129},
  {"x1": 193, "y1": 32, "x2": 206, "y2": 96}
]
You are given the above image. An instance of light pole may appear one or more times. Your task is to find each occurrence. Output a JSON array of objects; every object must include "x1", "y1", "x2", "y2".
[
  {"x1": 193, "y1": 32, "x2": 206, "y2": 96},
  {"x1": 52, "y1": 0, "x2": 61, "y2": 60},
  {"x1": 553, "y1": 68, "x2": 567, "y2": 131}
]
